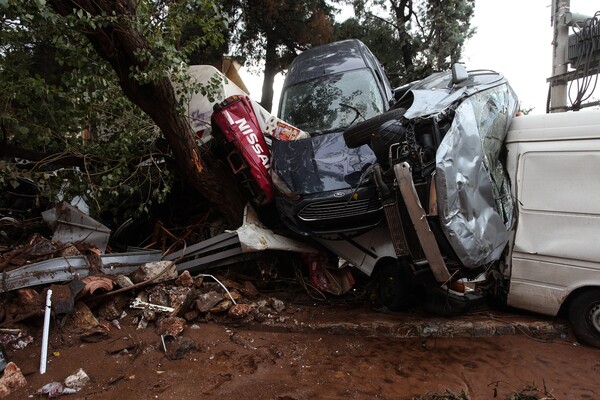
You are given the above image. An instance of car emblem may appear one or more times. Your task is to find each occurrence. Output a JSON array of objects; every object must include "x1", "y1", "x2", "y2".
[{"x1": 333, "y1": 192, "x2": 345, "y2": 198}]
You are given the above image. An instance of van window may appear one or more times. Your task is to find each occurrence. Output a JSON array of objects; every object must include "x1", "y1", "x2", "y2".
[{"x1": 279, "y1": 68, "x2": 385, "y2": 135}]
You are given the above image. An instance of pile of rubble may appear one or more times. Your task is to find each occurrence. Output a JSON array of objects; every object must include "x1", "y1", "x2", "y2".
[{"x1": 0, "y1": 257, "x2": 290, "y2": 397}]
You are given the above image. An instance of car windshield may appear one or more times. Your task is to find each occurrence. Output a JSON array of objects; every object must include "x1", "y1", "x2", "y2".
[{"x1": 279, "y1": 68, "x2": 385, "y2": 135}]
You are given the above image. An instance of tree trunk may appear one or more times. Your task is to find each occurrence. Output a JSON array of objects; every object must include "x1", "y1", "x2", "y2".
[
  {"x1": 260, "y1": 32, "x2": 278, "y2": 113},
  {"x1": 48, "y1": 0, "x2": 245, "y2": 227}
]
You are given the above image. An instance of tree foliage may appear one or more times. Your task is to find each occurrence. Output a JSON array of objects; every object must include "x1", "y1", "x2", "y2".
[
  {"x1": 234, "y1": 0, "x2": 336, "y2": 111},
  {"x1": 0, "y1": 0, "x2": 245, "y2": 226},
  {"x1": 335, "y1": 0, "x2": 475, "y2": 86}
]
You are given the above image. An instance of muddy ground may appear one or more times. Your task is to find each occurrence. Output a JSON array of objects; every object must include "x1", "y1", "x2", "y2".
[{"x1": 2, "y1": 302, "x2": 599, "y2": 400}]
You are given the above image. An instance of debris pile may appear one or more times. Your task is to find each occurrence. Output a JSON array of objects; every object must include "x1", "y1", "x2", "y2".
[{"x1": 0, "y1": 255, "x2": 293, "y2": 397}]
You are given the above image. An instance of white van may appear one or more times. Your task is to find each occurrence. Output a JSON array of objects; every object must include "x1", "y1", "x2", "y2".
[{"x1": 504, "y1": 110, "x2": 600, "y2": 347}]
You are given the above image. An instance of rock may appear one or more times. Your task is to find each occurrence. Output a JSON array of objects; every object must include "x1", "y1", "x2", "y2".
[
  {"x1": 169, "y1": 287, "x2": 196, "y2": 317},
  {"x1": 63, "y1": 368, "x2": 90, "y2": 391},
  {"x1": 195, "y1": 291, "x2": 223, "y2": 313},
  {"x1": 228, "y1": 303, "x2": 252, "y2": 319},
  {"x1": 129, "y1": 261, "x2": 177, "y2": 284},
  {"x1": 168, "y1": 287, "x2": 193, "y2": 309},
  {"x1": 61, "y1": 245, "x2": 82, "y2": 257},
  {"x1": 114, "y1": 274, "x2": 134, "y2": 288},
  {"x1": 98, "y1": 294, "x2": 130, "y2": 321},
  {"x1": 156, "y1": 317, "x2": 186, "y2": 337},
  {"x1": 240, "y1": 281, "x2": 260, "y2": 297},
  {"x1": 48, "y1": 284, "x2": 75, "y2": 315},
  {"x1": 183, "y1": 310, "x2": 198, "y2": 321},
  {"x1": 227, "y1": 291, "x2": 241, "y2": 301},
  {"x1": 175, "y1": 270, "x2": 194, "y2": 287},
  {"x1": 270, "y1": 298, "x2": 285, "y2": 313},
  {"x1": 242, "y1": 281, "x2": 259, "y2": 297},
  {"x1": 193, "y1": 276, "x2": 204, "y2": 288},
  {"x1": 209, "y1": 299, "x2": 233, "y2": 313},
  {"x1": 256, "y1": 299, "x2": 268, "y2": 308},
  {"x1": 142, "y1": 310, "x2": 157, "y2": 322},
  {"x1": 0, "y1": 362, "x2": 26, "y2": 398},
  {"x1": 65, "y1": 302, "x2": 99, "y2": 333},
  {"x1": 166, "y1": 336, "x2": 197, "y2": 360},
  {"x1": 147, "y1": 286, "x2": 170, "y2": 307}
]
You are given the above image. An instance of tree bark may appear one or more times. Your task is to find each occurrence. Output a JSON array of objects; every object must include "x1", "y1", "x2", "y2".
[
  {"x1": 48, "y1": 0, "x2": 245, "y2": 226},
  {"x1": 260, "y1": 32, "x2": 278, "y2": 113}
]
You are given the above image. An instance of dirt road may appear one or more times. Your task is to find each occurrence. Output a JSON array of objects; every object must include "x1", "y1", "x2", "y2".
[{"x1": 2, "y1": 304, "x2": 598, "y2": 400}]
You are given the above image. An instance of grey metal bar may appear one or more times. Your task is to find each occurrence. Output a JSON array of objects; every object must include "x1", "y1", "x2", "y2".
[
  {"x1": 394, "y1": 162, "x2": 451, "y2": 283},
  {"x1": 174, "y1": 247, "x2": 247, "y2": 273},
  {"x1": 163, "y1": 232, "x2": 240, "y2": 261},
  {"x1": 0, "y1": 251, "x2": 163, "y2": 292}
]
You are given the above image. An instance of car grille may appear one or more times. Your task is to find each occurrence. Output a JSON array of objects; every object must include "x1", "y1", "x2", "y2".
[{"x1": 298, "y1": 197, "x2": 382, "y2": 222}]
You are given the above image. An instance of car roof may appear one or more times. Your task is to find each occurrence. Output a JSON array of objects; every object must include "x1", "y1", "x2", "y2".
[{"x1": 283, "y1": 39, "x2": 371, "y2": 88}]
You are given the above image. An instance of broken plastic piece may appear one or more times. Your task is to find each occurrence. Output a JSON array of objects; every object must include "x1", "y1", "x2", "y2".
[{"x1": 130, "y1": 298, "x2": 175, "y2": 313}]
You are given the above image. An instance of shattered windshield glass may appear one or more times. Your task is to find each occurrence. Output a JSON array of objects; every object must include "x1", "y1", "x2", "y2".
[{"x1": 279, "y1": 68, "x2": 385, "y2": 135}]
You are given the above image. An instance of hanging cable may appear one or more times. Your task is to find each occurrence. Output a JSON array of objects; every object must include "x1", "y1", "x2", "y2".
[{"x1": 568, "y1": 11, "x2": 600, "y2": 110}]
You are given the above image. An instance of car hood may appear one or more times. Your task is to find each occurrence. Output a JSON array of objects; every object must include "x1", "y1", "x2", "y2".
[
  {"x1": 271, "y1": 131, "x2": 376, "y2": 196},
  {"x1": 402, "y1": 69, "x2": 507, "y2": 120}
]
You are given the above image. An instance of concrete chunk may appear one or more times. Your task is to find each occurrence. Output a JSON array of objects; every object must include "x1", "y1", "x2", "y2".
[
  {"x1": 0, "y1": 362, "x2": 26, "y2": 398},
  {"x1": 129, "y1": 261, "x2": 177, "y2": 284}
]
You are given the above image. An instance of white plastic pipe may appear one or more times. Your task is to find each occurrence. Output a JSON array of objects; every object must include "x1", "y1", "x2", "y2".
[{"x1": 40, "y1": 289, "x2": 52, "y2": 374}]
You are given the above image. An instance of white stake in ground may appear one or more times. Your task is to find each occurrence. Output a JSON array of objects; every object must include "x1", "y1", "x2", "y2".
[{"x1": 40, "y1": 289, "x2": 52, "y2": 374}]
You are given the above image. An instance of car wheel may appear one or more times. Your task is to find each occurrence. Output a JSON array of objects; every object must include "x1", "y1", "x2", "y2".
[
  {"x1": 343, "y1": 107, "x2": 407, "y2": 148},
  {"x1": 375, "y1": 260, "x2": 412, "y2": 311},
  {"x1": 568, "y1": 289, "x2": 600, "y2": 348}
]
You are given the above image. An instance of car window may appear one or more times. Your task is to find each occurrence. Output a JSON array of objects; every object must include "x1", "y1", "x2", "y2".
[{"x1": 279, "y1": 68, "x2": 385, "y2": 135}]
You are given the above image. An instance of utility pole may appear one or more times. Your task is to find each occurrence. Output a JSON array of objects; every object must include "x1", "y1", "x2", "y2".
[{"x1": 550, "y1": 0, "x2": 569, "y2": 113}]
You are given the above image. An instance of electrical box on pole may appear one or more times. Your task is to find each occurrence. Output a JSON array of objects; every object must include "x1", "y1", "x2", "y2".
[{"x1": 548, "y1": 1, "x2": 600, "y2": 112}]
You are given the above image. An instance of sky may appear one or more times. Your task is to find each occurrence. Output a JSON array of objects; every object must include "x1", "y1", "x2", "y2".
[{"x1": 239, "y1": 1, "x2": 599, "y2": 115}]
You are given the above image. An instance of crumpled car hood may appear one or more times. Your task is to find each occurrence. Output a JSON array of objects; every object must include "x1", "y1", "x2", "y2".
[
  {"x1": 403, "y1": 69, "x2": 506, "y2": 119},
  {"x1": 430, "y1": 74, "x2": 518, "y2": 267},
  {"x1": 271, "y1": 131, "x2": 376, "y2": 195}
]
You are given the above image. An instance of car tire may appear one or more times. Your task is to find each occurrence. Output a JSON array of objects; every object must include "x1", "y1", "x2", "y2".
[
  {"x1": 375, "y1": 260, "x2": 412, "y2": 311},
  {"x1": 343, "y1": 107, "x2": 407, "y2": 148},
  {"x1": 568, "y1": 289, "x2": 600, "y2": 348}
]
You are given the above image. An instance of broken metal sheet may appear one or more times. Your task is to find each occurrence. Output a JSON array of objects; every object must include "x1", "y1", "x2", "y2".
[
  {"x1": 235, "y1": 206, "x2": 319, "y2": 254},
  {"x1": 164, "y1": 232, "x2": 240, "y2": 262},
  {"x1": 42, "y1": 202, "x2": 111, "y2": 253},
  {"x1": 0, "y1": 251, "x2": 162, "y2": 293},
  {"x1": 435, "y1": 82, "x2": 518, "y2": 268},
  {"x1": 163, "y1": 231, "x2": 250, "y2": 274},
  {"x1": 395, "y1": 162, "x2": 451, "y2": 283}
]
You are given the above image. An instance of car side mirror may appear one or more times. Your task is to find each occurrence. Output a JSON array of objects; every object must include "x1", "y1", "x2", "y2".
[{"x1": 451, "y1": 64, "x2": 468, "y2": 84}]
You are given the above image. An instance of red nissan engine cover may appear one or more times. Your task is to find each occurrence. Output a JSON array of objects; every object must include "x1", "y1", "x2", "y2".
[{"x1": 212, "y1": 95, "x2": 274, "y2": 206}]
